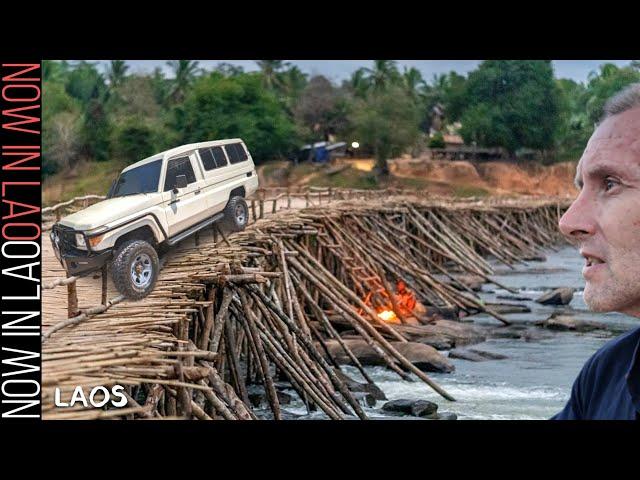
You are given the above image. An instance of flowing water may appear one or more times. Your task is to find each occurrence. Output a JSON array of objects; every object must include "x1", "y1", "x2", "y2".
[{"x1": 284, "y1": 245, "x2": 639, "y2": 420}]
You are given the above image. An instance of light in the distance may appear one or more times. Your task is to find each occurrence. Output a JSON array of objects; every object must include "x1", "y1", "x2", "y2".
[{"x1": 351, "y1": 141, "x2": 360, "y2": 149}]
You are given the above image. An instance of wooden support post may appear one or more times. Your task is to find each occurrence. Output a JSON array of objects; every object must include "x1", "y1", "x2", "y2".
[
  {"x1": 251, "y1": 199, "x2": 257, "y2": 222},
  {"x1": 101, "y1": 265, "x2": 108, "y2": 306},
  {"x1": 272, "y1": 198, "x2": 277, "y2": 214},
  {"x1": 287, "y1": 188, "x2": 291, "y2": 209},
  {"x1": 259, "y1": 199, "x2": 264, "y2": 219},
  {"x1": 305, "y1": 192, "x2": 310, "y2": 207},
  {"x1": 195, "y1": 230, "x2": 200, "y2": 246},
  {"x1": 67, "y1": 275, "x2": 78, "y2": 318}
]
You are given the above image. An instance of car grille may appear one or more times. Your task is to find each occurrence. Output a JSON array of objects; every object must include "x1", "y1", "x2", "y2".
[{"x1": 52, "y1": 224, "x2": 81, "y2": 255}]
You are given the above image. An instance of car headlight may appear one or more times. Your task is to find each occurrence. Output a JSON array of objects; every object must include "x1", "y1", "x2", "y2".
[{"x1": 75, "y1": 233, "x2": 86, "y2": 248}]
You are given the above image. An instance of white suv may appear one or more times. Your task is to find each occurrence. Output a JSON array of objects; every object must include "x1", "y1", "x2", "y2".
[{"x1": 51, "y1": 138, "x2": 259, "y2": 299}]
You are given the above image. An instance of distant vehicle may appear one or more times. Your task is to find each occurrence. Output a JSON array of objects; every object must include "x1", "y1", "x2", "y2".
[
  {"x1": 51, "y1": 139, "x2": 259, "y2": 299},
  {"x1": 297, "y1": 141, "x2": 349, "y2": 163}
]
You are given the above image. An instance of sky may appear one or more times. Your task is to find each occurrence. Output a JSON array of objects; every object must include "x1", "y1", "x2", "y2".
[{"x1": 93, "y1": 60, "x2": 635, "y2": 84}]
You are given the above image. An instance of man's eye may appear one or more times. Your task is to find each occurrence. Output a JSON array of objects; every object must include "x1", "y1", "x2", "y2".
[{"x1": 604, "y1": 177, "x2": 620, "y2": 191}]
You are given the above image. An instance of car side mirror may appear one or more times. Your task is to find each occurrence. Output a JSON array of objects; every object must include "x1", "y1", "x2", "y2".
[{"x1": 173, "y1": 174, "x2": 188, "y2": 193}]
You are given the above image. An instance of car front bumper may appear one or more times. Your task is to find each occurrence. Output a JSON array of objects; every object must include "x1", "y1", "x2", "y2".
[{"x1": 50, "y1": 226, "x2": 112, "y2": 276}]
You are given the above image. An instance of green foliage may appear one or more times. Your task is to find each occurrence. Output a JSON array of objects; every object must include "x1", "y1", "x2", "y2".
[
  {"x1": 428, "y1": 132, "x2": 445, "y2": 148},
  {"x1": 459, "y1": 60, "x2": 560, "y2": 155},
  {"x1": 65, "y1": 61, "x2": 106, "y2": 104},
  {"x1": 294, "y1": 75, "x2": 351, "y2": 141},
  {"x1": 178, "y1": 73, "x2": 297, "y2": 162},
  {"x1": 583, "y1": 63, "x2": 640, "y2": 124},
  {"x1": 112, "y1": 119, "x2": 156, "y2": 162},
  {"x1": 42, "y1": 59, "x2": 640, "y2": 190},
  {"x1": 81, "y1": 99, "x2": 111, "y2": 161},
  {"x1": 353, "y1": 85, "x2": 420, "y2": 175}
]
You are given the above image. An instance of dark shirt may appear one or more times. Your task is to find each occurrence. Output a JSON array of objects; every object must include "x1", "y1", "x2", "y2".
[{"x1": 552, "y1": 326, "x2": 640, "y2": 420}]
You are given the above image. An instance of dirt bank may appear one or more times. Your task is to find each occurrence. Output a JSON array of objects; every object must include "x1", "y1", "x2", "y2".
[{"x1": 390, "y1": 157, "x2": 578, "y2": 197}]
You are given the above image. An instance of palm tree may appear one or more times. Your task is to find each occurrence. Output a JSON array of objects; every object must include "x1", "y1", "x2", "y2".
[
  {"x1": 349, "y1": 68, "x2": 371, "y2": 98},
  {"x1": 363, "y1": 60, "x2": 400, "y2": 91},
  {"x1": 105, "y1": 60, "x2": 129, "y2": 88},
  {"x1": 166, "y1": 60, "x2": 200, "y2": 102},
  {"x1": 402, "y1": 67, "x2": 426, "y2": 100},
  {"x1": 255, "y1": 60, "x2": 289, "y2": 90}
]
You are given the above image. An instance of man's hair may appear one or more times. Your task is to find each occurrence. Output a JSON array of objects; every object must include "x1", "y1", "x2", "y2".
[{"x1": 602, "y1": 82, "x2": 640, "y2": 120}]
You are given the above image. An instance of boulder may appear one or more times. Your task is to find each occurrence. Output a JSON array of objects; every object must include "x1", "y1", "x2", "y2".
[
  {"x1": 323, "y1": 339, "x2": 454, "y2": 373},
  {"x1": 449, "y1": 348, "x2": 508, "y2": 362},
  {"x1": 523, "y1": 254, "x2": 547, "y2": 262},
  {"x1": 382, "y1": 398, "x2": 439, "y2": 417},
  {"x1": 393, "y1": 342, "x2": 455, "y2": 373},
  {"x1": 397, "y1": 320, "x2": 486, "y2": 347},
  {"x1": 496, "y1": 294, "x2": 532, "y2": 302},
  {"x1": 535, "y1": 287, "x2": 575, "y2": 306},
  {"x1": 248, "y1": 388, "x2": 292, "y2": 408},
  {"x1": 333, "y1": 368, "x2": 387, "y2": 401},
  {"x1": 536, "y1": 314, "x2": 607, "y2": 333},
  {"x1": 352, "y1": 391, "x2": 377, "y2": 407},
  {"x1": 486, "y1": 302, "x2": 531, "y2": 314}
]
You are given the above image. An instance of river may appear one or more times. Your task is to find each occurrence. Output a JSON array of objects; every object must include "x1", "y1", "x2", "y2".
[{"x1": 285, "y1": 245, "x2": 639, "y2": 420}]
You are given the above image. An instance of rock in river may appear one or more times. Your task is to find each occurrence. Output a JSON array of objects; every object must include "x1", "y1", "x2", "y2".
[
  {"x1": 535, "y1": 313, "x2": 608, "y2": 333},
  {"x1": 382, "y1": 398, "x2": 438, "y2": 417},
  {"x1": 535, "y1": 287, "x2": 575, "y2": 306},
  {"x1": 449, "y1": 348, "x2": 508, "y2": 362},
  {"x1": 323, "y1": 339, "x2": 455, "y2": 373}
]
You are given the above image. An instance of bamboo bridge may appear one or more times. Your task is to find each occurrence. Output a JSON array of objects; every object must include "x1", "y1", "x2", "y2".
[{"x1": 41, "y1": 189, "x2": 571, "y2": 419}]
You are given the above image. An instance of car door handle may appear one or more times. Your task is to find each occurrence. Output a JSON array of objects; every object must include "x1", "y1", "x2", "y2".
[{"x1": 194, "y1": 189, "x2": 201, "y2": 194}]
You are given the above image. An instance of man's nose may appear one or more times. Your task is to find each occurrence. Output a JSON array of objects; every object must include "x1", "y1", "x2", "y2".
[{"x1": 558, "y1": 195, "x2": 596, "y2": 243}]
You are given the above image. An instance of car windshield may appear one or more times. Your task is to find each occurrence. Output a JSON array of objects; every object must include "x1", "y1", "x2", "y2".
[{"x1": 110, "y1": 159, "x2": 162, "y2": 198}]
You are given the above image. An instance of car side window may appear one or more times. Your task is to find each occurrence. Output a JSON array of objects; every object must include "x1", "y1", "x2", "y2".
[
  {"x1": 199, "y1": 148, "x2": 216, "y2": 171},
  {"x1": 225, "y1": 143, "x2": 247, "y2": 164},
  {"x1": 164, "y1": 156, "x2": 197, "y2": 191},
  {"x1": 199, "y1": 146, "x2": 229, "y2": 171},
  {"x1": 212, "y1": 146, "x2": 228, "y2": 168}
]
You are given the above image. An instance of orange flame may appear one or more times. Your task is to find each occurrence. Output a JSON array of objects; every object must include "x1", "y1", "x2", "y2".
[{"x1": 377, "y1": 309, "x2": 399, "y2": 323}]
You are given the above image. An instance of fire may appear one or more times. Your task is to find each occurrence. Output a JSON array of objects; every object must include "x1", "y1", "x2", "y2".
[
  {"x1": 359, "y1": 279, "x2": 420, "y2": 324},
  {"x1": 377, "y1": 309, "x2": 398, "y2": 323}
]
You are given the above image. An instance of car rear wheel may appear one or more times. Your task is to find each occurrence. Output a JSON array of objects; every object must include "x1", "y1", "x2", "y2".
[
  {"x1": 111, "y1": 239, "x2": 159, "y2": 300},
  {"x1": 221, "y1": 196, "x2": 249, "y2": 232}
]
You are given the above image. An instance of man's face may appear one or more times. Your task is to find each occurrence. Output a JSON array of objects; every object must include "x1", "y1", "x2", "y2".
[{"x1": 559, "y1": 106, "x2": 640, "y2": 317}]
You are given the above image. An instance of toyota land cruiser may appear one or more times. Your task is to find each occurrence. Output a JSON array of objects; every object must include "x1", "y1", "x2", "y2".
[{"x1": 50, "y1": 139, "x2": 259, "y2": 299}]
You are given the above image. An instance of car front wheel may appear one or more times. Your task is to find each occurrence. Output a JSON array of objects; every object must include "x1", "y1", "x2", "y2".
[{"x1": 111, "y1": 239, "x2": 159, "y2": 300}]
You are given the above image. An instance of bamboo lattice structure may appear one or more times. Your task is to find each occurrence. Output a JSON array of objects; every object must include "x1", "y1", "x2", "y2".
[{"x1": 42, "y1": 194, "x2": 570, "y2": 419}]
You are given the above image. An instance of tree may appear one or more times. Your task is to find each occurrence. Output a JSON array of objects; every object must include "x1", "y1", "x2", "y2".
[
  {"x1": 255, "y1": 60, "x2": 289, "y2": 90},
  {"x1": 583, "y1": 63, "x2": 640, "y2": 124},
  {"x1": 554, "y1": 78, "x2": 590, "y2": 160},
  {"x1": 293, "y1": 75, "x2": 350, "y2": 141},
  {"x1": 347, "y1": 68, "x2": 371, "y2": 98},
  {"x1": 353, "y1": 85, "x2": 420, "y2": 176},
  {"x1": 81, "y1": 99, "x2": 111, "y2": 161},
  {"x1": 362, "y1": 60, "x2": 401, "y2": 92},
  {"x1": 178, "y1": 73, "x2": 297, "y2": 162},
  {"x1": 44, "y1": 111, "x2": 82, "y2": 172},
  {"x1": 105, "y1": 60, "x2": 129, "y2": 89},
  {"x1": 459, "y1": 60, "x2": 561, "y2": 156},
  {"x1": 166, "y1": 60, "x2": 200, "y2": 102},
  {"x1": 215, "y1": 62, "x2": 245, "y2": 77},
  {"x1": 65, "y1": 61, "x2": 106, "y2": 104},
  {"x1": 113, "y1": 118, "x2": 155, "y2": 161},
  {"x1": 402, "y1": 67, "x2": 426, "y2": 101},
  {"x1": 278, "y1": 65, "x2": 308, "y2": 111}
]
